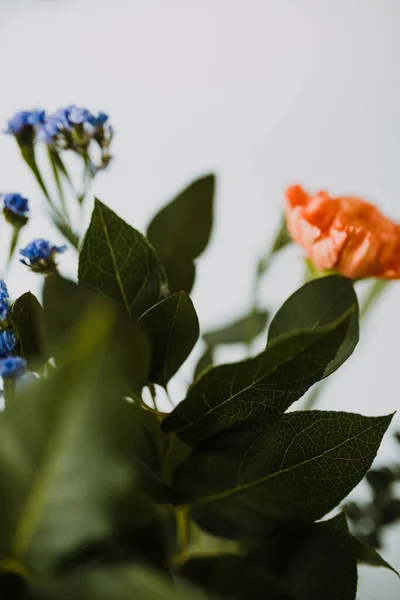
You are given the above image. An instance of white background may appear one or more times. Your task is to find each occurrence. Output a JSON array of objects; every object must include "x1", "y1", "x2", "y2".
[{"x1": 1, "y1": 1, "x2": 400, "y2": 598}]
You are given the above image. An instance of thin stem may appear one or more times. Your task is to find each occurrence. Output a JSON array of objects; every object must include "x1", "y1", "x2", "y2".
[
  {"x1": 246, "y1": 216, "x2": 291, "y2": 346},
  {"x1": 148, "y1": 382, "x2": 158, "y2": 412},
  {"x1": 175, "y1": 505, "x2": 189, "y2": 556},
  {"x1": 48, "y1": 148, "x2": 69, "y2": 221},
  {"x1": 3, "y1": 379, "x2": 15, "y2": 408},
  {"x1": 7, "y1": 226, "x2": 21, "y2": 266}
]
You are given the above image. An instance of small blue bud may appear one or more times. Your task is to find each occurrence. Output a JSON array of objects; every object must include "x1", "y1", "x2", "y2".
[
  {"x1": 0, "y1": 330, "x2": 17, "y2": 358},
  {"x1": 2, "y1": 193, "x2": 29, "y2": 225},
  {"x1": 88, "y1": 112, "x2": 109, "y2": 128},
  {"x1": 20, "y1": 238, "x2": 66, "y2": 273},
  {"x1": 0, "y1": 356, "x2": 26, "y2": 380}
]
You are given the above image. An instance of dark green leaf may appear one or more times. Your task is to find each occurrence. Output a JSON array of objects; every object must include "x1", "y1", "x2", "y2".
[
  {"x1": 33, "y1": 565, "x2": 210, "y2": 600},
  {"x1": 139, "y1": 292, "x2": 199, "y2": 387},
  {"x1": 147, "y1": 174, "x2": 215, "y2": 293},
  {"x1": 193, "y1": 346, "x2": 214, "y2": 382},
  {"x1": 160, "y1": 258, "x2": 196, "y2": 296},
  {"x1": 247, "y1": 513, "x2": 358, "y2": 600},
  {"x1": 43, "y1": 275, "x2": 95, "y2": 347},
  {"x1": 162, "y1": 304, "x2": 356, "y2": 445},
  {"x1": 268, "y1": 275, "x2": 359, "y2": 378},
  {"x1": 181, "y1": 555, "x2": 288, "y2": 600},
  {"x1": 79, "y1": 199, "x2": 168, "y2": 318},
  {"x1": 11, "y1": 293, "x2": 48, "y2": 369},
  {"x1": 352, "y1": 536, "x2": 399, "y2": 578},
  {"x1": 173, "y1": 411, "x2": 392, "y2": 537},
  {"x1": 43, "y1": 276, "x2": 151, "y2": 398},
  {"x1": 203, "y1": 311, "x2": 269, "y2": 347},
  {"x1": 0, "y1": 307, "x2": 157, "y2": 577}
]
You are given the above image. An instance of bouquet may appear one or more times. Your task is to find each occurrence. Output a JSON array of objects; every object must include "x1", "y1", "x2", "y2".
[{"x1": 0, "y1": 106, "x2": 398, "y2": 600}]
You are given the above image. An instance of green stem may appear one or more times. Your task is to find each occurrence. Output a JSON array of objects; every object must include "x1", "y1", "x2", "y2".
[
  {"x1": 19, "y1": 142, "x2": 80, "y2": 248},
  {"x1": 48, "y1": 148, "x2": 69, "y2": 221},
  {"x1": 3, "y1": 379, "x2": 15, "y2": 408},
  {"x1": 148, "y1": 382, "x2": 158, "y2": 412},
  {"x1": 8, "y1": 226, "x2": 21, "y2": 265},
  {"x1": 304, "y1": 279, "x2": 391, "y2": 411},
  {"x1": 246, "y1": 216, "x2": 291, "y2": 346}
]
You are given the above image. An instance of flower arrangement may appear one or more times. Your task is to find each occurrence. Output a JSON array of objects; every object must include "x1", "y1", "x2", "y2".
[{"x1": 0, "y1": 106, "x2": 399, "y2": 600}]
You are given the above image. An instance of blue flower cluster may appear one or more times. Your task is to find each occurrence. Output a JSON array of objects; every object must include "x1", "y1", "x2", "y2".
[
  {"x1": 5, "y1": 105, "x2": 113, "y2": 173},
  {"x1": 0, "y1": 280, "x2": 10, "y2": 322},
  {"x1": 39, "y1": 105, "x2": 110, "y2": 144},
  {"x1": 2, "y1": 193, "x2": 29, "y2": 226},
  {"x1": 0, "y1": 280, "x2": 26, "y2": 380},
  {"x1": 20, "y1": 238, "x2": 66, "y2": 273},
  {"x1": 4, "y1": 110, "x2": 45, "y2": 137}
]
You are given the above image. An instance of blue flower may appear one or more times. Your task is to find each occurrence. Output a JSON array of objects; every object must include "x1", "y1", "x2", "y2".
[
  {"x1": 67, "y1": 105, "x2": 93, "y2": 126},
  {"x1": 0, "y1": 356, "x2": 26, "y2": 379},
  {"x1": 88, "y1": 112, "x2": 109, "y2": 128},
  {"x1": 3, "y1": 193, "x2": 29, "y2": 220},
  {"x1": 0, "y1": 299, "x2": 10, "y2": 321},
  {"x1": 4, "y1": 110, "x2": 45, "y2": 137},
  {"x1": 0, "y1": 280, "x2": 9, "y2": 300},
  {"x1": 39, "y1": 105, "x2": 94, "y2": 144},
  {"x1": 20, "y1": 239, "x2": 66, "y2": 273},
  {"x1": 0, "y1": 330, "x2": 17, "y2": 358}
]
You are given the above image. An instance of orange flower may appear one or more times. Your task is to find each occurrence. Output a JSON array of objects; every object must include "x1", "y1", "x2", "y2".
[{"x1": 285, "y1": 185, "x2": 400, "y2": 279}]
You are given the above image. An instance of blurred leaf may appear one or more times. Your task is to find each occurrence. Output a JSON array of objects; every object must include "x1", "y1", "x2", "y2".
[
  {"x1": 140, "y1": 292, "x2": 199, "y2": 387},
  {"x1": 203, "y1": 311, "x2": 269, "y2": 347},
  {"x1": 352, "y1": 536, "x2": 399, "y2": 578},
  {"x1": 247, "y1": 513, "x2": 357, "y2": 600},
  {"x1": 53, "y1": 219, "x2": 80, "y2": 250},
  {"x1": 11, "y1": 293, "x2": 48, "y2": 370},
  {"x1": 32, "y1": 565, "x2": 210, "y2": 600},
  {"x1": 268, "y1": 275, "x2": 359, "y2": 378},
  {"x1": 43, "y1": 276, "x2": 151, "y2": 398},
  {"x1": 269, "y1": 218, "x2": 292, "y2": 255},
  {"x1": 0, "y1": 306, "x2": 157, "y2": 577},
  {"x1": 162, "y1": 283, "x2": 356, "y2": 444},
  {"x1": 79, "y1": 199, "x2": 168, "y2": 318},
  {"x1": 160, "y1": 258, "x2": 196, "y2": 296},
  {"x1": 147, "y1": 175, "x2": 215, "y2": 293},
  {"x1": 161, "y1": 434, "x2": 192, "y2": 488},
  {"x1": 173, "y1": 411, "x2": 392, "y2": 537},
  {"x1": 43, "y1": 275, "x2": 95, "y2": 347},
  {"x1": 193, "y1": 346, "x2": 214, "y2": 382},
  {"x1": 180, "y1": 555, "x2": 288, "y2": 600}
]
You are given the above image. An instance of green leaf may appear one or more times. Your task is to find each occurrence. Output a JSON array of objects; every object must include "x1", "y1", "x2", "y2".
[
  {"x1": 43, "y1": 276, "x2": 151, "y2": 398},
  {"x1": 79, "y1": 199, "x2": 168, "y2": 318},
  {"x1": 247, "y1": 513, "x2": 358, "y2": 600},
  {"x1": 159, "y1": 258, "x2": 196, "y2": 296},
  {"x1": 147, "y1": 175, "x2": 215, "y2": 293},
  {"x1": 268, "y1": 275, "x2": 359, "y2": 377},
  {"x1": 352, "y1": 536, "x2": 400, "y2": 578},
  {"x1": 11, "y1": 293, "x2": 48, "y2": 370},
  {"x1": 139, "y1": 292, "x2": 199, "y2": 387},
  {"x1": 173, "y1": 411, "x2": 392, "y2": 538},
  {"x1": 162, "y1": 302, "x2": 356, "y2": 445},
  {"x1": 203, "y1": 311, "x2": 269, "y2": 347},
  {"x1": 0, "y1": 306, "x2": 157, "y2": 577},
  {"x1": 33, "y1": 565, "x2": 210, "y2": 600},
  {"x1": 193, "y1": 346, "x2": 214, "y2": 382},
  {"x1": 180, "y1": 555, "x2": 288, "y2": 600}
]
